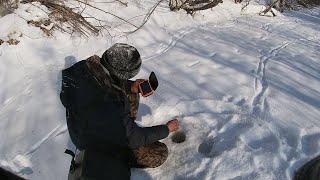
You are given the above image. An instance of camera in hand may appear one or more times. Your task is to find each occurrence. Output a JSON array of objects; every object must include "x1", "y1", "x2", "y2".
[
  {"x1": 139, "y1": 81, "x2": 153, "y2": 97},
  {"x1": 139, "y1": 72, "x2": 158, "y2": 97}
]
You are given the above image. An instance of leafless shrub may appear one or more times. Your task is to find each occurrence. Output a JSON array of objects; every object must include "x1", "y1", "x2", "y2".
[
  {"x1": 294, "y1": 0, "x2": 320, "y2": 7},
  {"x1": 19, "y1": 0, "x2": 144, "y2": 36},
  {"x1": 0, "y1": 0, "x2": 19, "y2": 16},
  {"x1": 125, "y1": 0, "x2": 163, "y2": 33},
  {"x1": 259, "y1": 0, "x2": 280, "y2": 16},
  {"x1": 259, "y1": 0, "x2": 319, "y2": 17},
  {"x1": 269, "y1": 0, "x2": 319, "y2": 12},
  {"x1": 27, "y1": 19, "x2": 53, "y2": 36},
  {"x1": 169, "y1": 0, "x2": 223, "y2": 14},
  {"x1": 7, "y1": 38, "x2": 20, "y2": 45},
  {"x1": 0, "y1": 32, "x2": 20, "y2": 45},
  {"x1": 21, "y1": 0, "x2": 100, "y2": 36}
]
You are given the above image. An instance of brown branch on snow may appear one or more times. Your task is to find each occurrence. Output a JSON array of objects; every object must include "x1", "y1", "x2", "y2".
[
  {"x1": 259, "y1": 0, "x2": 280, "y2": 17},
  {"x1": 169, "y1": 0, "x2": 223, "y2": 14},
  {"x1": 240, "y1": 0, "x2": 250, "y2": 12},
  {"x1": 0, "y1": 0, "x2": 19, "y2": 16},
  {"x1": 18, "y1": 0, "x2": 151, "y2": 37},
  {"x1": 125, "y1": 0, "x2": 164, "y2": 34},
  {"x1": 74, "y1": 0, "x2": 138, "y2": 28},
  {"x1": 21, "y1": 0, "x2": 100, "y2": 36},
  {"x1": 47, "y1": 1, "x2": 99, "y2": 36},
  {"x1": 185, "y1": 0, "x2": 223, "y2": 14},
  {"x1": 92, "y1": 0, "x2": 128, "y2": 7},
  {"x1": 20, "y1": 0, "x2": 136, "y2": 37}
]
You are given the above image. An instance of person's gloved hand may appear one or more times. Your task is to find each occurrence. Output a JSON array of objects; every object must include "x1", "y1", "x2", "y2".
[
  {"x1": 131, "y1": 79, "x2": 145, "y2": 94},
  {"x1": 166, "y1": 119, "x2": 179, "y2": 133}
]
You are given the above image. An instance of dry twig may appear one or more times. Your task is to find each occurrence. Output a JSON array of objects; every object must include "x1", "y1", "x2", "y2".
[
  {"x1": 169, "y1": 0, "x2": 223, "y2": 14},
  {"x1": 126, "y1": 0, "x2": 164, "y2": 33},
  {"x1": 259, "y1": 0, "x2": 280, "y2": 17},
  {"x1": 0, "y1": 0, "x2": 19, "y2": 16},
  {"x1": 21, "y1": 0, "x2": 101, "y2": 36},
  {"x1": 74, "y1": 0, "x2": 138, "y2": 28}
]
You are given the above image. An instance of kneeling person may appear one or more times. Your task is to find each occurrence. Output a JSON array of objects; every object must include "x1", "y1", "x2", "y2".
[{"x1": 60, "y1": 43, "x2": 179, "y2": 180}]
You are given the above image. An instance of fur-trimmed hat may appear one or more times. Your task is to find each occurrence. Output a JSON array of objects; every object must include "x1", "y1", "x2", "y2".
[{"x1": 101, "y1": 43, "x2": 141, "y2": 80}]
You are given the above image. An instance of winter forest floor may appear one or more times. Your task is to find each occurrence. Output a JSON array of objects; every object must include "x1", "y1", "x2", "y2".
[{"x1": 0, "y1": 0, "x2": 319, "y2": 179}]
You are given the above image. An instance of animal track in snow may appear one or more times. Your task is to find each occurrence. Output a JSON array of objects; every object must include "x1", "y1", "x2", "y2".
[
  {"x1": 236, "y1": 98, "x2": 246, "y2": 107},
  {"x1": 198, "y1": 112, "x2": 254, "y2": 158},
  {"x1": 198, "y1": 136, "x2": 215, "y2": 156},
  {"x1": 143, "y1": 27, "x2": 197, "y2": 62},
  {"x1": 199, "y1": 121, "x2": 254, "y2": 157},
  {"x1": 247, "y1": 133, "x2": 280, "y2": 153},
  {"x1": 252, "y1": 42, "x2": 291, "y2": 113}
]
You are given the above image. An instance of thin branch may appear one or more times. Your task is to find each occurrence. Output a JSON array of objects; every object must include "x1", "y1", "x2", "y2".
[
  {"x1": 74, "y1": 0, "x2": 138, "y2": 28},
  {"x1": 241, "y1": 0, "x2": 251, "y2": 12},
  {"x1": 125, "y1": 0, "x2": 164, "y2": 33},
  {"x1": 92, "y1": 0, "x2": 128, "y2": 6},
  {"x1": 79, "y1": 0, "x2": 87, "y2": 15},
  {"x1": 182, "y1": 0, "x2": 222, "y2": 13},
  {"x1": 112, "y1": 13, "x2": 148, "y2": 28},
  {"x1": 83, "y1": 16, "x2": 111, "y2": 28},
  {"x1": 170, "y1": 0, "x2": 222, "y2": 13},
  {"x1": 259, "y1": 0, "x2": 280, "y2": 16}
]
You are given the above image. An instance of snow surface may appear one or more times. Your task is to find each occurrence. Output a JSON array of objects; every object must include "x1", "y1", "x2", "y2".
[{"x1": 0, "y1": 0, "x2": 319, "y2": 179}]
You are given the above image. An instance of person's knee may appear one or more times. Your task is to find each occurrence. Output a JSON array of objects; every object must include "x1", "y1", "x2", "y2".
[
  {"x1": 149, "y1": 142, "x2": 168, "y2": 168},
  {"x1": 132, "y1": 142, "x2": 168, "y2": 168}
]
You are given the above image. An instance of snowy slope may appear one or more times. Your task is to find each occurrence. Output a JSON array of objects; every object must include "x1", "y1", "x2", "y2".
[{"x1": 0, "y1": 1, "x2": 319, "y2": 179}]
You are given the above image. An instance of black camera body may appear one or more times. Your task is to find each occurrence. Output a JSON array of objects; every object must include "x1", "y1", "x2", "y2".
[{"x1": 139, "y1": 72, "x2": 158, "y2": 97}]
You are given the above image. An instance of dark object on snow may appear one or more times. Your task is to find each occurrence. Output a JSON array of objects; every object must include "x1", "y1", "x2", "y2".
[
  {"x1": 101, "y1": 43, "x2": 141, "y2": 80},
  {"x1": 259, "y1": 0, "x2": 282, "y2": 17},
  {"x1": 149, "y1": 72, "x2": 159, "y2": 91},
  {"x1": 138, "y1": 72, "x2": 159, "y2": 97},
  {"x1": 169, "y1": 0, "x2": 223, "y2": 14},
  {"x1": 294, "y1": 154, "x2": 320, "y2": 180},
  {"x1": 60, "y1": 54, "x2": 169, "y2": 179},
  {"x1": 171, "y1": 131, "x2": 186, "y2": 143},
  {"x1": 0, "y1": 167, "x2": 25, "y2": 180}
]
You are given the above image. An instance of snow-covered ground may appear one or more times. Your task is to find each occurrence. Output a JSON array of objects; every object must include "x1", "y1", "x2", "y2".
[{"x1": 0, "y1": 0, "x2": 319, "y2": 179}]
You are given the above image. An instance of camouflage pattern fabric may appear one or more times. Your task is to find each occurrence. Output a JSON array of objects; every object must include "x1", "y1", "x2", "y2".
[
  {"x1": 130, "y1": 141, "x2": 168, "y2": 168},
  {"x1": 86, "y1": 55, "x2": 112, "y2": 90},
  {"x1": 126, "y1": 92, "x2": 140, "y2": 120}
]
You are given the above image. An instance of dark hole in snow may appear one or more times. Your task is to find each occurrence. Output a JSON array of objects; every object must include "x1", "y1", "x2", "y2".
[
  {"x1": 198, "y1": 137, "x2": 214, "y2": 156},
  {"x1": 171, "y1": 131, "x2": 186, "y2": 143}
]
